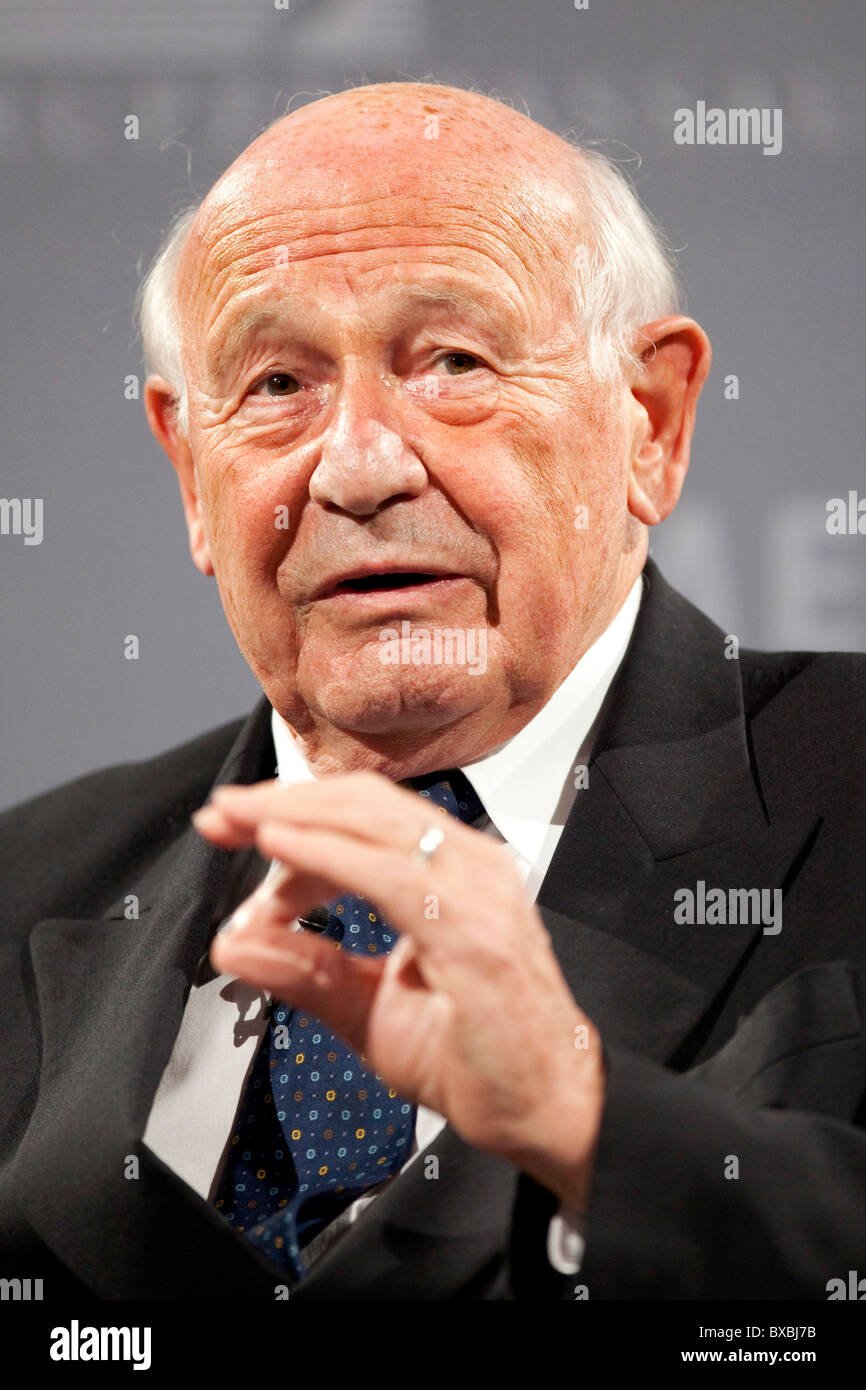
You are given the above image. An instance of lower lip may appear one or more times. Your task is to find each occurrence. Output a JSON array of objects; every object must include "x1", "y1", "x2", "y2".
[{"x1": 322, "y1": 576, "x2": 469, "y2": 607}]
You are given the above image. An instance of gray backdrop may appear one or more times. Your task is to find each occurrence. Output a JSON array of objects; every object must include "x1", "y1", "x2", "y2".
[{"x1": 1, "y1": 0, "x2": 864, "y2": 812}]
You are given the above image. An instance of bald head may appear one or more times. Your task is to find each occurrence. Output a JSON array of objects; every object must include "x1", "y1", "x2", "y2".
[
  {"x1": 175, "y1": 84, "x2": 588, "y2": 383},
  {"x1": 141, "y1": 81, "x2": 682, "y2": 434},
  {"x1": 196, "y1": 82, "x2": 585, "y2": 245}
]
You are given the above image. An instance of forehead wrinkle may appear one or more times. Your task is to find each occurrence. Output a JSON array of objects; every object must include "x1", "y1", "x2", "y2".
[
  {"x1": 194, "y1": 241, "x2": 538, "y2": 353},
  {"x1": 182, "y1": 177, "x2": 579, "y2": 375},
  {"x1": 191, "y1": 175, "x2": 568, "y2": 284},
  {"x1": 203, "y1": 277, "x2": 528, "y2": 374},
  {"x1": 194, "y1": 253, "x2": 539, "y2": 382}
]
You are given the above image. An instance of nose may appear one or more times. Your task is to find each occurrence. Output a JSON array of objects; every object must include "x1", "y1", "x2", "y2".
[{"x1": 308, "y1": 371, "x2": 428, "y2": 515}]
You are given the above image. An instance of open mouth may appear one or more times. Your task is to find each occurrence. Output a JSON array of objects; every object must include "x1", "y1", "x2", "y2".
[{"x1": 336, "y1": 571, "x2": 444, "y2": 593}]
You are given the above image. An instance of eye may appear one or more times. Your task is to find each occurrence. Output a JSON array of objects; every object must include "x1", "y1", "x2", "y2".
[
  {"x1": 253, "y1": 372, "x2": 300, "y2": 397},
  {"x1": 436, "y1": 351, "x2": 484, "y2": 375}
]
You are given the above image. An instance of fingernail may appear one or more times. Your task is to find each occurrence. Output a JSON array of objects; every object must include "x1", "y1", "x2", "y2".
[
  {"x1": 212, "y1": 785, "x2": 246, "y2": 801},
  {"x1": 218, "y1": 903, "x2": 253, "y2": 936}
]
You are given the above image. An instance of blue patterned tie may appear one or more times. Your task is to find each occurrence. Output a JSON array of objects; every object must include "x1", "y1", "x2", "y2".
[{"x1": 213, "y1": 769, "x2": 485, "y2": 1278}]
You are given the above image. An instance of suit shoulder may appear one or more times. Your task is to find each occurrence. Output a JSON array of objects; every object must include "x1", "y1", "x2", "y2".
[
  {"x1": 0, "y1": 716, "x2": 245, "y2": 835},
  {"x1": 0, "y1": 715, "x2": 247, "y2": 923},
  {"x1": 740, "y1": 646, "x2": 866, "y2": 721},
  {"x1": 740, "y1": 647, "x2": 866, "y2": 808}
]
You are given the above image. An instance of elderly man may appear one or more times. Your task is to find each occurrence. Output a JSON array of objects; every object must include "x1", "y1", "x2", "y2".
[{"x1": 1, "y1": 81, "x2": 864, "y2": 1303}]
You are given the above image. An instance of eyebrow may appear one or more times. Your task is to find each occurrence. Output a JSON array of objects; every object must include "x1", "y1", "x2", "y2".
[
  {"x1": 400, "y1": 284, "x2": 512, "y2": 320},
  {"x1": 211, "y1": 282, "x2": 522, "y2": 368},
  {"x1": 390, "y1": 285, "x2": 523, "y2": 346}
]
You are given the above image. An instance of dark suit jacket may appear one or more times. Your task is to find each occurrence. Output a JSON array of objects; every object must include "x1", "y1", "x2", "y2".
[{"x1": 1, "y1": 559, "x2": 865, "y2": 1300}]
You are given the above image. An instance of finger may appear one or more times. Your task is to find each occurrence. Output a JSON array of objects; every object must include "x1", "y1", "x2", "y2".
[
  {"x1": 211, "y1": 920, "x2": 383, "y2": 1056},
  {"x1": 259, "y1": 862, "x2": 343, "y2": 915},
  {"x1": 195, "y1": 805, "x2": 370, "y2": 944},
  {"x1": 218, "y1": 861, "x2": 339, "y2": 934},
  {"x1": 249, "y1": 817, "x2": 456, "y2": 949},
  {"x1": 211, "y1": 773, "x2": 477, "y2": 858},
  {"x1": 193, "y1": 801, "x2": 343, "y2": 910},
  {"x1": 212, "y1": 772, "x2": 418, "y2": 827},
  {"x1": 191, "y1": 801, "x2": 259, "y2": 849}
]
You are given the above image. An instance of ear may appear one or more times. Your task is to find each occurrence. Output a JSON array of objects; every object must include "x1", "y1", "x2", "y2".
[
  {"x1": 625, "y1": 317, "x2": 712, "y2": 526},
  {"x1": 143, "y1": 375, "x2": 214, "y2": 576}
]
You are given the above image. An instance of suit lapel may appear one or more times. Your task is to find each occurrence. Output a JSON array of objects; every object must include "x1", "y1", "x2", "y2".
[
  {"x1": 20, "y1": 697, "x2": 282, "y2": 1296},
  {"x1": 536, "y1": 560, "x2": 819, "y2": 1065}
]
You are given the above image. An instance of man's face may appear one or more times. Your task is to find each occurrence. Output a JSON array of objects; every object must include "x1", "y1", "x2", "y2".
[{"x1": 169, "y1": 94, "x2": 645, "y2": 773}]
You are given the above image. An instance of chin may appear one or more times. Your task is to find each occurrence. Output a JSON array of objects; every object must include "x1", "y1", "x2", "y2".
[{"x1": 310, "y1": 665, "x2": 493, "y2": 735}]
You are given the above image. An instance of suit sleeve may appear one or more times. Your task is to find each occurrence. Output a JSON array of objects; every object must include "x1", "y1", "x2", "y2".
[{"x1": 508, "y1": 1041, "x2": 866, "y2": 1299}]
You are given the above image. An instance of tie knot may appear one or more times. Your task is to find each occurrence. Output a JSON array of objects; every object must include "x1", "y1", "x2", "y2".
[
  {"x1": 410, "y1": 768, "x2": 485, "y2": 826},
  {"x1": 300, "y1": 770, "x2": 485, "y2": 952}
]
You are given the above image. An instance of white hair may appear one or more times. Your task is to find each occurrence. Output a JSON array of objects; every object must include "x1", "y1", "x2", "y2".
[
  {"x1": 135, "y1": 125, "x2": 682, "y2": 433},
  {"x1": 135, "y1": 202, "x2": 200, "y2": 435},
  {"x1": 562, "y1": 143, "x2": 683, "y2": 382}
]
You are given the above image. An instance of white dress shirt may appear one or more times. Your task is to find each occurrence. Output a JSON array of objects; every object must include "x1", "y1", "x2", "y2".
[{"x1": 143, "y1": 574, "x2": 643, "y2": 1280}]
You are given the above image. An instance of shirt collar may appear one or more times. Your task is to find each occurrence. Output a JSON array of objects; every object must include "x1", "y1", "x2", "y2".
[
  {"x1": 270, "y1": 574, "x2": 643, "y2": 867},
  {"x1": 456, "y1": 574, "x2": 643, "y2": 864}
]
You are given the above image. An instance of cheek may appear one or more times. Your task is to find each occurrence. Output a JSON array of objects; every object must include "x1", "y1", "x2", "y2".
[
  {"x1": 478, "y1": 393, "x2": 631, "y2": 621},
  {"x1": 196, "y1": 441, "x2": 301, "y2": 577},
  {"x1": 490, "y1": 390, "x2": 628, "y2": 544},
  {"x1": 539, "y1": 390, "x2": 630, "y2": 537}
]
